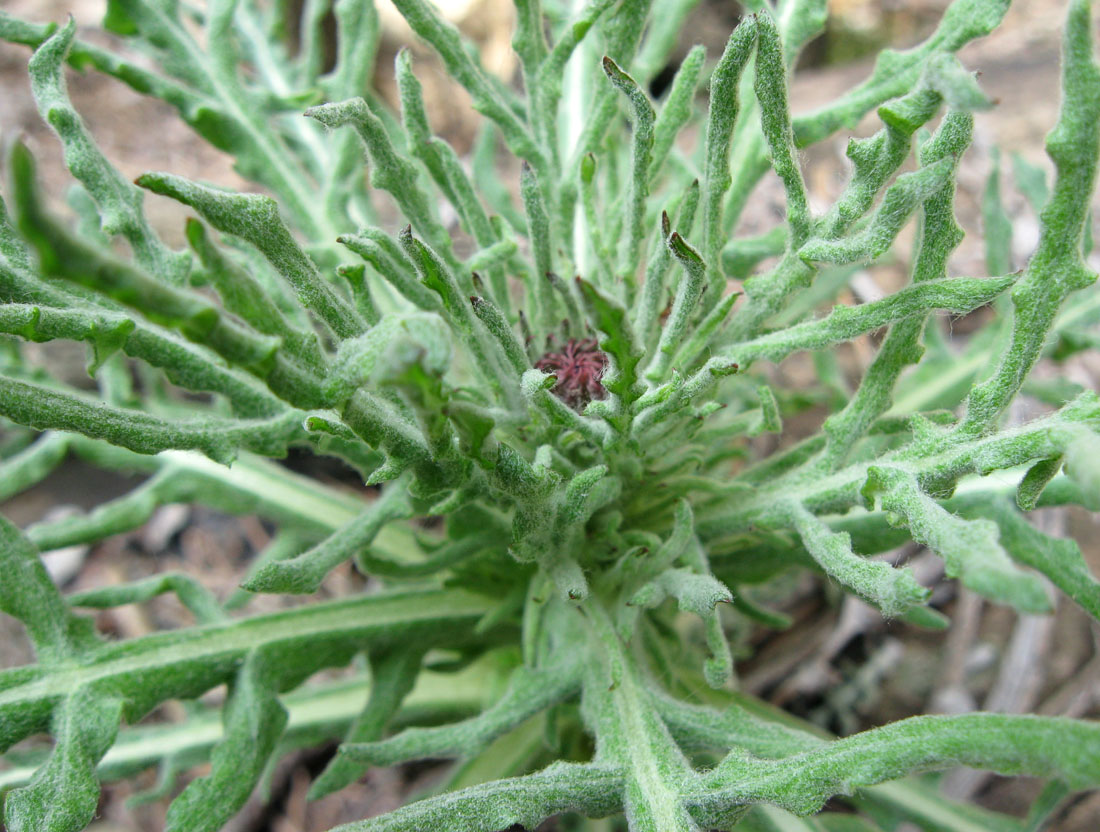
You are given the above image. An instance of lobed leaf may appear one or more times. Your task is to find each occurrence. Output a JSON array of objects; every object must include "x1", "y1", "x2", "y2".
[
  {"x1": 961, "y1": 497, "x2": 1100, "y2": 622},
  {"x1": 307, "y1": 96, "x2": 456, "y2": 268},
  {"x1": 956, "y1": 0, "x2": 1100, "y2": 435},
  {"x1": 136, "y1": 172, "x2": 365, "y2": 340},
  {"x1": 817, "y1": 110, "x2": 973, "y2": 469},
  {"x1": 331, "y1": 762, "x2": 623, "y2": 832},
  {"x1": 709, "y1": 274, "x2": 1013, "y2": 371},
  {"x1": 341, "y1": 660, "x2": 580, "y2": 767},
  {"x1": 0, "y1": 515, "x2": 98, "y2": 665},
  {"x1": 691, "y1": 714, "x2": 1100, "y2": 819},
  {"x1": 308, "y1": 648, "x2": 425, "y2": 800},
  {"x1": 862, "y1": 466, "x2": 1050, "y2": 613},
  {"x1": 3, "y1": 687, "x2": 122, "y2": 832},
  {"x1": 577, "y1": 278, "x2": 646, "y2": 419},
  {"x1": 28, "y1": 20, "x2": 189, "y2": 286},
  {"x1": 0, "y1": 375, "x2": 303, "y2": 465},
  {"x1": 164, "y1": 648, "x2": 288, "y2": 832},
  {"x1": 243, "y1": 479, "x2": 414, "y2": 594},
  {"x1": 68, "y1": 572, "x2": 226, "y2": 625},
  {"x1": 387, "y1": 0, "x2": 544, "y2": 170},
  {"x1": 786, "y1": 501, "x2": 929, "y2": 618}
]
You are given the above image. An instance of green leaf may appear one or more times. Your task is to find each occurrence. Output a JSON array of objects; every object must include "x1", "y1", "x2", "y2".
[
  {"x1": 3, "y1": 687, "x2": 122, "y2": 832},
  {"x1": 164, "y1": 649, "x2": 288, "y2": 832},
  {"x1": 792, "y1": 0, "x2": 1009, "y2": 147},
  {"x1": 786, "y1": 501, "x2": 929, "y2": 618},
  {"x1": 520, "y1": 162, "x2": 557, "y2": 332},
  {"x1": 331, "y1": 762, "x2": 623, "y2": 832},
  {"x1": 1012, "y1": 152, "x2": 1050, "y2": 214},
  {"x1": 862, "y1": 466, "x2": 1050, "y2": 613},
  {"x1": 386, "y1": 0, "x2": 544, "y2": 170},
  {"x1": 0, "y1": 663, "x2": 490, "y2": 794},
  {"x1": 323, "y1": 312, "x2": 451, "y2": 407},
  {"x1": 963, "y1": 497, "x2": 1100, "y2": 622},
  {"x1": 395, "y1": 50, "x2": 499, "y2": 277},
  {"x1": 0, "y1": 375, "x2": 302, "y2": 465},
  {"x1": 691, "y1": 713, "x2": 1100, "y2": 820},
  {"x1": 817, "y1": 110, "x2": 973, "y2": 470},
  {"x1": 651, "y1": 691, "x2": 823, "y2": 758},
  {"x1": 0, "y1": 302, "x2": 280, "y2": 418},
  {"x1": 557, "y1": 464, "x2": 617, "y2": 532},
  {"x1": 68, "y1": 572, "x2": 226, "y2": 625},
  {"x1": 308, "y1": 648, "x2": 425, "y2": 800},
  {"x1": 712, "y1": 274, "x2": 1014, "y2": 369},
  {"x1": 244, "y1": 481, "x2": 414, "y2": 594},
  {"x1": 307, "y1": 96, "x2": 456, "y2": 268},
  {"x1": 583, "y1": 603, "x2": 700, "y2": 829},
  {"x1": 185, "y1": 219, "x2": 325, "y2": 371},
  {"x1": 577, "y1": 278, "x2": 646, "y2": 419},
  {"x1": 756, "y1": 385, "x2": 782, "y2": 435},
  {"x1": 136, "y1": 172, "x2": 365, "y2": 340},
  {"x1": 340, "y1": 660, "x2": 580, "y2": 767},
  {"x1": 702, "y1": 18, "x2": 758, "y2": 294},
  {"x1": 982, "y1": 148, "x2": 1014, "y2": 277},
  {"x1": 922, "y1": 54, "x2": 992, "y2": 111},
  {"x1": 0, "y1": 514, "x2": 98, "y2": 664},
  {"x1": 1016, "y1": 456, "x2": 1063, "y2": 511},
  {"x1": 637, "y1": 568, "x2": 732, "y2": 618},
  {"x1": 1062, "y1": 429, "x2": 1100, "y2": 509},
  {"x1": 472, "y1": 296, "x2": 530, "y2": 376},
  {"x1": 636, "y1": 181, "x2": 700, "y2": 352},
  {"x1": 398, "y1": 228, "x2": 518, "y2": 407},
  {"x1": 0, "y1": 431, "x2": 71, "y2": 503},
  {"x1": 338, "y1": 227, "x2": 442, "y2": 312},
  {"x1": 799, "y1": 157, "x2": 955, "y2": 264},
  {"x1": 649, "y1": 46, "x2": 705, "y2": 180},
  {"x1": 755, "y1": 12, "x2": 811, "y2": 247},
  {"x1": 603, "y1": 56, "x2": 656, "y2": 281},
  {"x1": 668, "y1": 287, "x2": 740, "y2": 374},
  {"x1": 28, "y1": 19, "x2": 189, "y2": 286},
  {"x1": 956, "y1": 0, "x2": 1100, "y2": 435},
  {"x1": 646, "y1": 231, "x2": 707, "y2": 384},
  {"x1": 0, "y1": 588, "x2": 494, "y2": 754}
]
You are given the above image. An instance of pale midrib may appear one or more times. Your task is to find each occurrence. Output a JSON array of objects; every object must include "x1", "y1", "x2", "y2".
[
  {"x1": 0, "y1": 665, "x2": 492, "y2": 790},
  {"x1": 164, "y1": 451, "x2": 416, "y2": 558},
  {"x1": 147, "y1": 5, "x2": 335, "y2": 242},
  {"x1": 700, "y1": 413, "x2": 1083, "y2": 533},
  {"x1": 885, "y1": 263, "x2": 1100, "y2": 418},
  {"x1": 234, "y1": 10, "x2": 330, "y2": 175},
  {"x1": 0, "y1": 590, "x2": 492, "y2": 707},
  {"x1": 165, "y1": 450, "x2": 362, "y2": 531},
  {"x1": 615, "y1": 660, "x2": 693, "y2": 832}
]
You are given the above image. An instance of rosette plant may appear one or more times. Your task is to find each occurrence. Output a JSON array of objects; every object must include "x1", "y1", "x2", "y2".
[{"x1": 0, "y1": 0, "x2": 1099, "y2": 830}]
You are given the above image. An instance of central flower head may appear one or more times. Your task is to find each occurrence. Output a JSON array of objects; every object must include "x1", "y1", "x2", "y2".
[{"x1": 535, "y1": 337, "x2": 609, "y2": 411}]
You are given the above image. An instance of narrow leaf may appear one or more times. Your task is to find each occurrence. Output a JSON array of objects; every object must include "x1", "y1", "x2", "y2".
[
  {"x1": 0, "y1": 514, "x2": 98, "y2": 664},
  {"x1": 3, "y1": 687, "x2": 122, "y2": 832},
  {"x1": 786, "y1": 501, "x2": 929, "y2": 618},
  {"x1": 164, "y1": 649, "x2": 289, "y2": 832},
  {"x1": 862, "y1": 466, "x2": 1050, "y2": 613}
]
